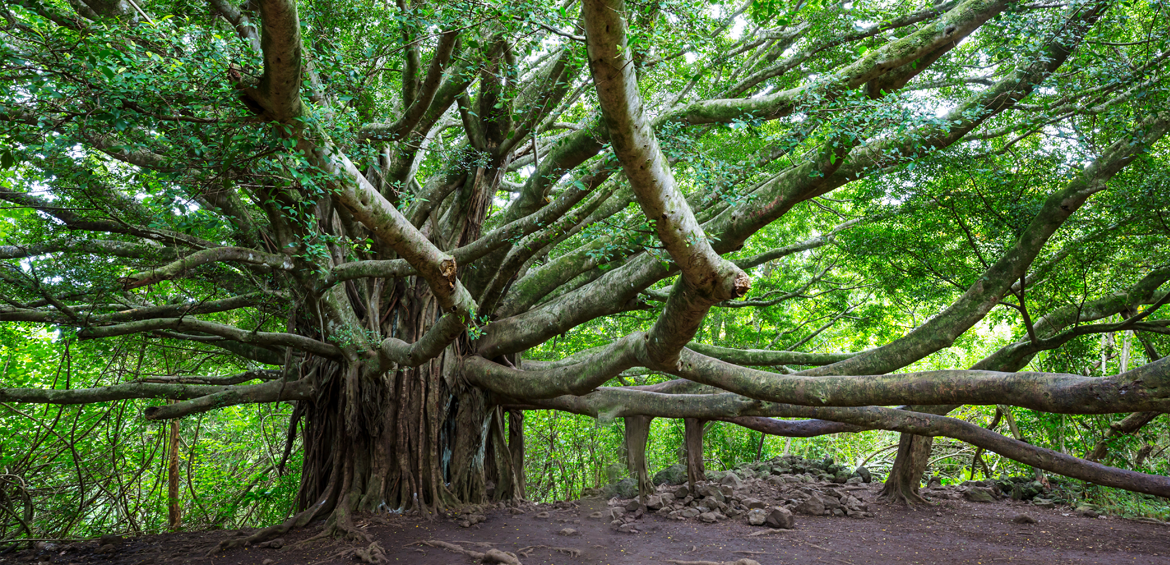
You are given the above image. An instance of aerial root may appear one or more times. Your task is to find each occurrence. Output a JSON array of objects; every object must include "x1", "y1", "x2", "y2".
[
  {"x1": 328, "y1": 541, "x2": 387, "y2": 564},
  {"x1": 418, "y1": 539, "x2": 523, "y2": 564}
]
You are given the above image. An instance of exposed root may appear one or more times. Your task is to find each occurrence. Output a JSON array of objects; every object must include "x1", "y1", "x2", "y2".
[
  {"x1": 876, "y1": 483, "x2": 930, "y2": 505},
  {"x1": 209, "y1": 502, "x2": 325, "y2": 555},
  {"x1": 419, "y1": 539, "x2": 523, "y2": 564},
  {"x1": 666, "y1": 559, "x2": 762, "y2": 565},
  {"x1": 517, "y1": 544, "x2": 581, "y2": 557},
  {"x1": 329, "y1": 541, "x2": 387, "y2": 564}
]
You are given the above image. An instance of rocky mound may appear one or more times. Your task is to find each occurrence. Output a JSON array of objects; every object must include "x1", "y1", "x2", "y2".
[{"x1": 592, "y1": 455, "x2": 876, "y2": 532}]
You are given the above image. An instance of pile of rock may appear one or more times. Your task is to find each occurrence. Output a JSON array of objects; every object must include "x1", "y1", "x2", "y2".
[{"x1": 601, "y1": 455, "x2": 876, "y2": 530}]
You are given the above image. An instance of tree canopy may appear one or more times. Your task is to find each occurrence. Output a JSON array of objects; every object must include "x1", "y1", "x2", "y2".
[{"x1": 0, "y1": 0, "x2": 1168, "y2": 543}]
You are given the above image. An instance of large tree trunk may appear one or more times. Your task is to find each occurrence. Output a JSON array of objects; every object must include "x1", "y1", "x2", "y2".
[{"x1": 684, "y1": 418, "x2": 706, "y2": 488}]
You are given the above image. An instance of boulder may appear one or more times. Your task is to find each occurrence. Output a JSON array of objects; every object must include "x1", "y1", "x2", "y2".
[
  {"x1": 606, "y1": 477, "x2": 638, "y2": 499},
  {"x1": 680, "y1": 507, "x2": 701, "y2": 519},
  {"x1": 747, "y1": 508, "x2": 768, "y2": 526},
  {"x1": 645, "y1": 495, "x2": 664, "y2": 511},
  {"x1": 624, "y1": 499, "x2": 642, "y2": 512},
  {"x1": 742, "y1": 497, "x2": 767, "y2": 509},
  {"x1": 964, "y1": 487, "x2": 996, "y2": 503},
  {"x1": 853, "y1": 466, "x2": 872, "y2": 483},
  {"x1": 765, "y1": 506, "x2": 796, "y2": 529},
  {"x1": 654, "y1": 464, "x2": 687, "y2": 486},
  {"x1": 699, "y1": 511, "x2": 720, "y2": 523},
  {"x1": 673, "y1": 484, "x2": 691, "y2": 498},
  {"x1": 794, "y1": 495, "x2": 825, "y2": 516}
]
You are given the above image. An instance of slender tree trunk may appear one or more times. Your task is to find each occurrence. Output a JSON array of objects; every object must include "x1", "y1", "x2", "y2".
[
  {"x1": 167, "y1": 415, "x2": 181, "y2": 531},
  {"x1": 624, "y1": 416, "x2": 653, "y2": 504},
  {"x1": 509, "y1": 409, "x2": 526, "y2": 500},
  {"x1": 684, "y1": 417, "x2": 705, "y2": 488}
]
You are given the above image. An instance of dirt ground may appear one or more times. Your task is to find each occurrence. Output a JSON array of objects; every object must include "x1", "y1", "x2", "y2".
[{"x1": 5, "y1": 484, "x2": 1170, "y2": 565}]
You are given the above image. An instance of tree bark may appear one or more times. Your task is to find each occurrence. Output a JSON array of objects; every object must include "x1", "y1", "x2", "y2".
[
  {"x1": 624, "y1": 416, "x2": 653, "y2": 505},
  {"x1": 684, "y1": 418, "x2": 706, "y2": 488},
  {"x1": 167, "y1": 414, "x2": 181, "y2": 531},
  {"x1": 509, "y1": 410, "x2": 526, "y2": 500},
  {"x1": 878, "y1": 433, "x2": 933, "y2": 504}
]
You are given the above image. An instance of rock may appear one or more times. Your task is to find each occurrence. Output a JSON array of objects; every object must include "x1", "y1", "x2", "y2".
[
  {"x1": 589, "y1": 511, "x2": 604, "y2": 520},
  {"x1": 1077, "y1": 506, "x2": 1099, "y2": 518},
  {"x1": 964, "y1": 487, "x2": 996, "y2": 503},
  {"x1": 747, "y1": 508, "x2": 768, "y2": 526},
  {"x1": 660, "y1": 492, "x2": 675, "y2": 505},
  {"x1": 854, "y1": 466, "x2": 872, "y2": 483},
  {"x1": 1032, "y1": 498, "x2": 1055, "y2": 509},
  {"x1": 765, "y1": 506, "x2": 795, "y2": 529},
  {"x1": 616, "y1": 522, "x2": 638, "y2": 533},
  {"x1": 699, "y1": 511, "x2": 719, "y2": 523},
  {"x1": 654, "y1": 463, "x2": 687, "y2": 486},
  {"x1": 846, "y1": 476, "x2": 864, "y2": 484},
  {"x1": 673, "y1": 484, "x2": 691, "y2": 498},
  {"x1": 794, "y1": 495, "x2": 825, "y2": 516},
  {"x1": 680, "y1": 507, "x2": 701, "y2": 518},
  {"x1": 606, "y1": 477, "x2": 639, "y2": 499},
  {"x1": 742, "y1": 497, "x2": 767, "y2": 509},
  {"x1": 833, "y1": 470, "x2": 850, "y2": 484},
  {"x1": 645, "y1": 495, "x2": 664, "y2": 510},
  {"x1": 262, "y1": 560, "x2": 274, "y2": 565},
  {"x1": 625, "y1": 499, "x2": 642, "y2": 512},
  {"x1": 257, "y1": 538, "x2": 284, "y2": 549},
  {"x1": 535, "y1": 511, "x2": 550, "y2": 519},
  {"x1": 1013, "y1": 514, "x2": 1037, "y2": 524},
  {"x1": 558, "y1": 528, "x2": 578, "y2": 536},
  {"x1": 720, "y1": 471, "x2": 745, "y2": 489}
]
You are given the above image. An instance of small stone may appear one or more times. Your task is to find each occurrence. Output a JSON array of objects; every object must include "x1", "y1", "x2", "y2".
[
  {"x1": 698, "y1": 511, "x2": 719, "y2": 523},
  {"x1": 558, "y1": 528, "x2": 578, "y2": 536},
  {"x1": 458, "y1": 519, "x2": 471, "y2": 528},
  {"x1": 1032, "y1": 498, "x2": 1056, "y2": 509},
  {"x1": 743, "y1": 497, "x2": 767, "y2": 509},
  {"x1": 257, "y1": 538, "x2": 284, "y2": 549},
  {"x1": 747, "y1": 508, "x2": 768, "y2": 526},
  {"x1": 1013, "y1": 514, "x2": 1037, "y2": 524},
  {"x1": 616, "y1": 522, "x2": 638, "y2": 533},
  {"x1": 263, "y1": 560, "x2": 275, "y2": 565},
  {"x1": 765, "y1": 506, "x2": 795, "y2": 529},
  {"x1": 680, "y1": 507, "x2": 701, "y2": 519},
  {"x1": 535, "y1": 511, "x2": 550, "y2": 519}
]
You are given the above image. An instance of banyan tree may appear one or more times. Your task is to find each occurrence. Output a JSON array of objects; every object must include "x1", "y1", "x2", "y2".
[{"x1": 0, "y1": 0, "x2": 1168, "y2": 543}]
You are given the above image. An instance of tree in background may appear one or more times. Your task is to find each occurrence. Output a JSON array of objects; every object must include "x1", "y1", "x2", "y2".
[{"x1": 0, "y1": 0, "x2": 1167, "y2": 544}]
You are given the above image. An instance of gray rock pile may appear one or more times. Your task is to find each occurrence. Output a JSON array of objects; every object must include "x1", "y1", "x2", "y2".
[{"x1": 602, "y1": 455, "x2": 876, "y2": 529}]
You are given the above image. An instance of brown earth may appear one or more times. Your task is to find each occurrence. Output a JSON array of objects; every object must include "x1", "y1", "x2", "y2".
[{"x1": 4, "y1": 483, "x2": 1169, "y2": 565}]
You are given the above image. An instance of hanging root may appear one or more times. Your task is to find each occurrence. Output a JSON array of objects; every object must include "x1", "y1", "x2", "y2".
[
  {"x1": 418, "y1": 540, "x2": 523, "y2": 564},
  {"x1": 329, "y1": 542, "x2": 387, "y2": 564}
]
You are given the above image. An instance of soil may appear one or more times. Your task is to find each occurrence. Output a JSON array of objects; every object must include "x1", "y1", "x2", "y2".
[{"x1": 4, "y1": 483, "x2": 1169, "y2": 565}]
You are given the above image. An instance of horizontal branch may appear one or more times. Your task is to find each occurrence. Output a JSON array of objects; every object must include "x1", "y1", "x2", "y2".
[
  {"x1": 0, "y1": 382, "x2": 243, "y2": 404},
  {"x1": 78, "y1": 318, "x2": 341, "y2": 358},
  {"x1": 135, "y1": 369, "x2": 281, "y2": 385},
  {"x1": 143, "y1": 378, "x2": 313, "y2": 420},
  {"x1": 685, "y1": 342, "x2": 857, "y2": 367},
  {"x1": 120, "y1": 247, "x2": 296, "y2": 289}
]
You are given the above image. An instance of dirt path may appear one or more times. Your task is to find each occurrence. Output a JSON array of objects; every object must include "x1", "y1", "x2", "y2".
[{"x1": 6, "y1": 485, "x2": 1169, "y2": 565}]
